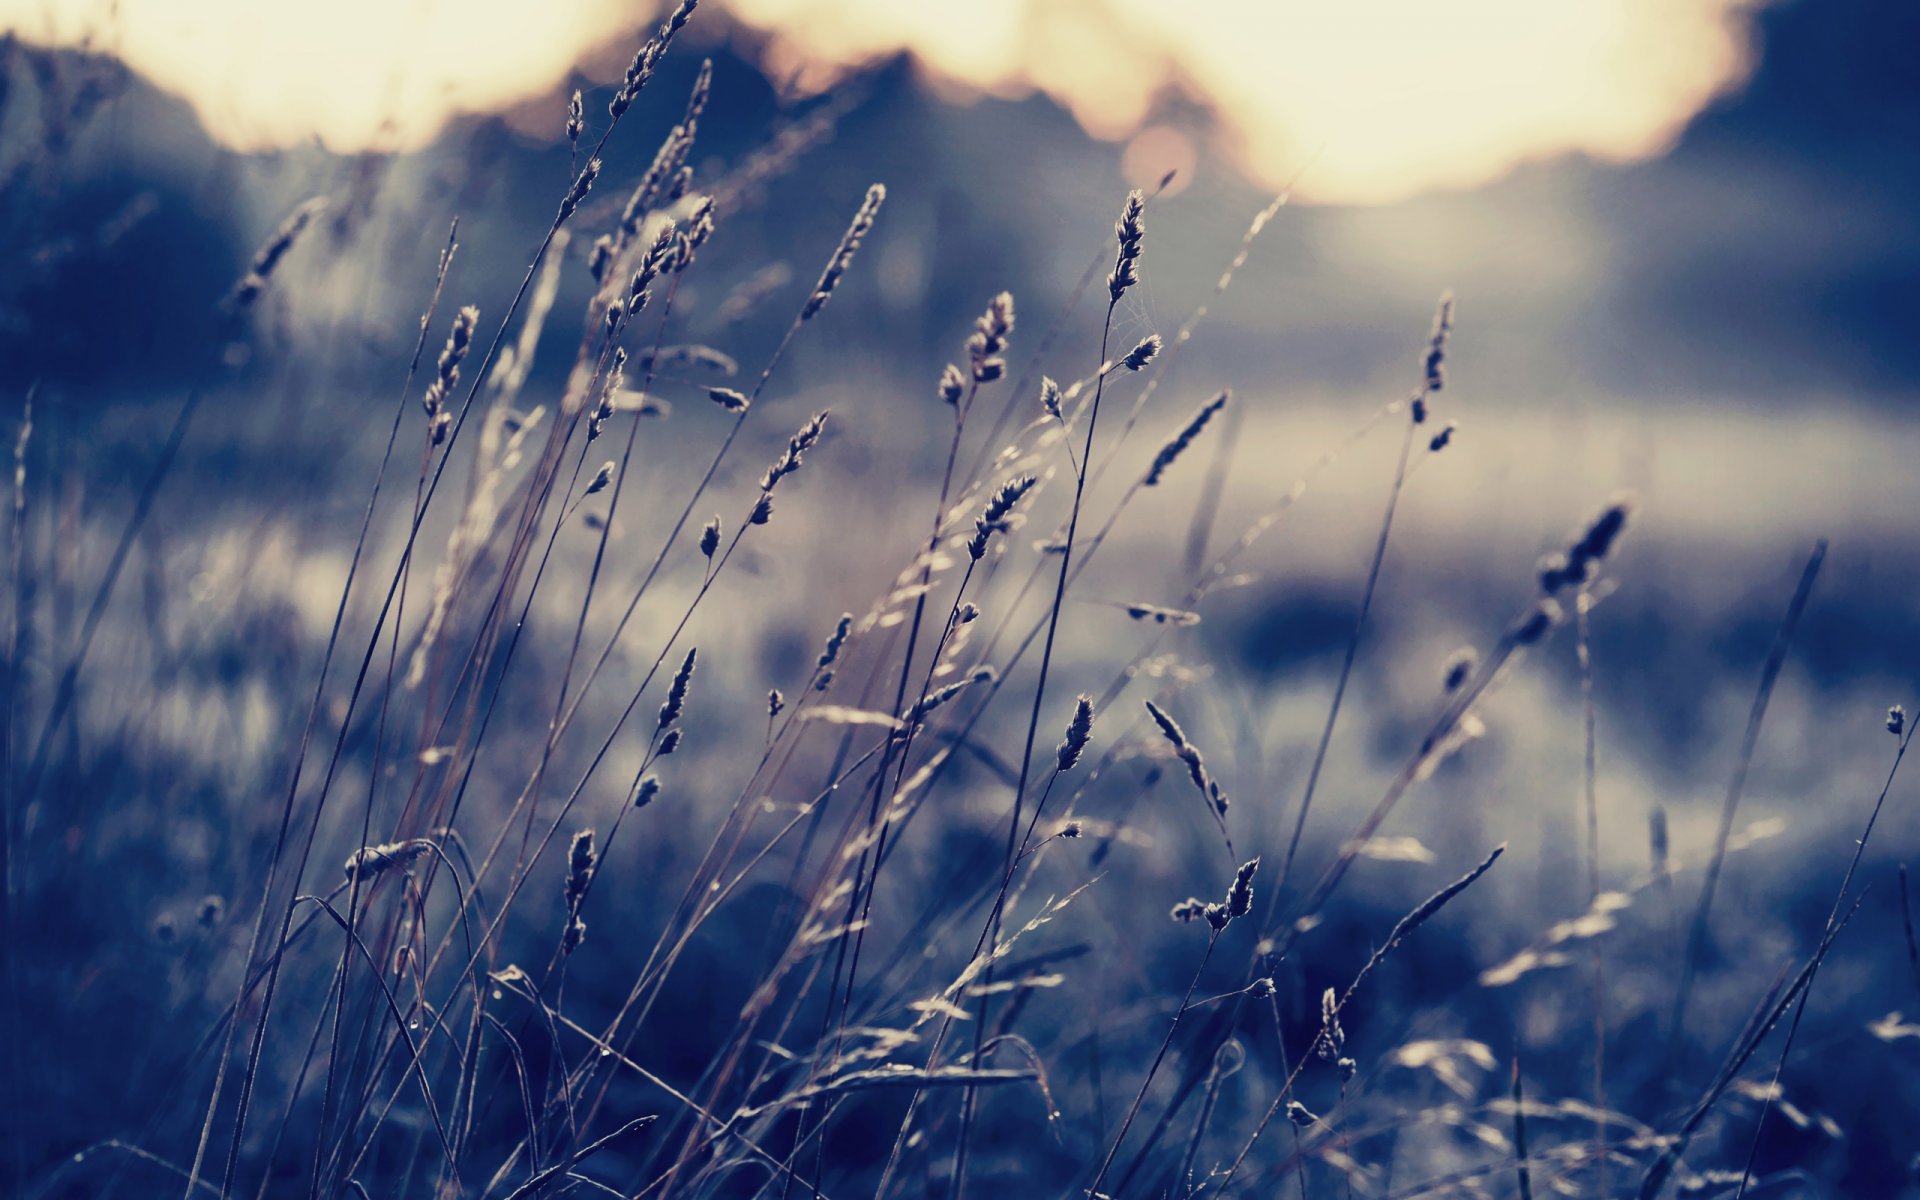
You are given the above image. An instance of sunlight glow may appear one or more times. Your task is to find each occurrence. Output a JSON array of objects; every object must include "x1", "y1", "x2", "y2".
[{"x1": 1, "y1": 0, "x2": 1760, "y2": 204}]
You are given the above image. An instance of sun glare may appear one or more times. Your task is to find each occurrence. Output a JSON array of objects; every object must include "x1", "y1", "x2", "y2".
[{"x1": 1, "y1": 0, "x2": 1759, "y2": 203}]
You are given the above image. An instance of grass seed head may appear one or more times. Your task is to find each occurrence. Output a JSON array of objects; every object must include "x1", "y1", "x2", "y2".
[
  {"x1": 804, "y1": 184, "x2": 886, "y2": 320},
  {"x1": 968, "y1": 475, "x2": 1038, "y2": 560},
  {"x1": 1226, "y1": 857, "x2": 1259, "y2": 919},
  {"x1": 1443, "y1": 647, "x2": 1477, "y2": 693},
  {"x1": 1540, "y1": 500, "x2": 1632, "y2": 594},
  {"x1": 967, "y1": 291, "x2": 1015, "y2": 382},
  {"x1": 558, "y1": 158, "x2": 602, "y2": 223},
  {"x1": 1121, "y1": 333, "x2": 1162, "y2": 372},
  {"x1": 564, "y1": 829, "x2": 596, "y2": 911},
  {"x1": 1144, "y1": 391, "x2": 1230, "y2": 487},
  {"x1": 1056, "y1": 694, "x2": 1095, "y2": 773},
  {"x1": 1108, "y1": 189, "x2": 1146, "y2": 302},
  {"x1": 1422, "y1": 291, "x2": 1455, "y2": 398},
  {"x1": 939, "y1": 363, "x2": 966, "y2": 407},
  {"x1": 658, "y1": 647, "x2": 697, "y2": 731},
  {"x1": 1040, "y1": 376, "x2": 1063, "y2": 422},
  {"x1": 228, "y1": 196, "x2": 326, "y2": 310},
  {"x1": 815, "y1": 613, "x2": 853, "y2": 689}
]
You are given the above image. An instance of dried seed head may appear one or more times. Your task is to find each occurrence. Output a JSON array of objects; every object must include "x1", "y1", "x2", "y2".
[
  {"x1": 759, "y1": 411, "x2": 830, "y2": 491},
  {"x1": 658, "y1": 728, "x2": 683, "y2": 756},
  {"x1": 1121, "y1": 334, "x2": 1161, "y2": 372},
  {"x1": 609, "y1": 0, "x2": 698, "y2": 118},
  {"x1": 1039, "y1": 376, "x2": 1063, "y2": 423},
  {"x1": 903, "y1": 670, "x2": 992, "y2": 725},
  {"x1": 1248, "y1": 976, "x2": 1275, "y2": 999},
  {"x1": 1056, "y1": 694, "x2": 1095, "y2": 773},
  {"x1": 422, "y1": 305, "x2": 480, "y2": 421},
  {"x1": 585, "y1": 461, "x2": 615, "y2": 497},
  {"x1": 1286, "y1": 1101, "x2": 1318, "y2": 1128},
  {"x1": 803, "y1": 184, "x2": 886, "y2": 320},
  {"x1": 815, "y1": 613, "x2": 853, "y2": 688},
  {"x1": 957, "y1": 602, "x2": 981, "y2": 624},
  {"x1": 589, "y1": 348, "x2": 625, "y2": 440},
  {"x1": 1513, "y1": 599, "x2": 1563, "y2": 646},
  {"x1": 635, "y1": 775, "x2": 661, "y2": 808},
  {"x1": 1124, "y1": 602, "x2": 1200, "y2": 627},
  {"x1": 228, "y1": 196, "x2": 326, "y2": 311},
  {"x1": 343, "y1": 840, "x2": 433, "y2": 882},
  {"x1": 707, "y1": 386, "x2": 750, "y2": 412},
  {"x1": 564, "y1": 828, "x2": 596, "y2": 910},
  {"x1": 1170, "y1": 897, "x2": 1207, "y2": 924},
  {"x1": 1338, "y1": 1056, "x2": 1358, "y2": 1082},
  {"x1": 967, "y1": 475, "x2": 1038, "y2": 560},
  {"x1": 1423, "y1": 291, "x2": 1454, "y2": 398},
  {"x1": 1890, "y1": 705, "x2": 1906, "y2": 736},
  {"x1": 1428, "y1": 420, "x2": 1457, "y2": 453},
  {"x1": 1060, "y1": 820, "x2": 1084, "y2": 839},
  {"x1": 1204, "y1": 902, "x2": 1230, "y2": 931},
  {"x1": 768, "y1": 688, "x2": 784, "y2": 719},
  {"x1": 558, "y1": 158, "x2": 602, "y2": 223},
  {"x1": 1442, "y1": 647, "x2": 1477, "y2": 693},
  {"x1": 1318, "y1": 986, "x2": 1345, "y2": 1058},
  {"x1": 683, "y1": 196, "x2": 717, "y2": 258},
  {"x1": 658, "y1": 647, "x2": 697, "y2": 731},
  {"x1": 1226, "y1": 857, "x2": 1259, "y2": 919},
  {"x1": 627, "y1": 221, "x2": 678, "y2": 316},
  {"x1": 1540, "y1": 501, "x2": 1632, "y2": 594},
  {"x1": 749, "y1": 493, "x2": 774, "y2": 525},
  {"x1": 198, "y1": 895, "x2": 225, "y2": 927},
  {"x1": 1108, "y1": 189, "x2": 1146, "y2": 302},
  {"x1": 622, "y1": 138, "x2": 682, "y2": 237},
  {"x1": 1143, "y1": 700, "x2": 1210, "y2": 797},
  {"x1": 635, "y1": 344, "x2": 737, "y2": 375},
  {"x1": 1144, "y1": 391, "x2": 1230, "y2": 487},
  {"x1": 939, "y1": 363, "x2": 966, "y2": 407},
  {"x1": 699, "y1": 516, "x2": 720, "y2": 558},
  {"x1": 683, "y1": 58, "x2": 713, "y2": 129},
  {"x1": 967, "y1": 291, "x2": 1015, "y2": 382},
  {"x1": 566, "y1": 89, "x2": 585, "y2": 143}
]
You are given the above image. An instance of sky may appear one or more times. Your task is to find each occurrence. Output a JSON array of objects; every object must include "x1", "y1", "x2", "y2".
[{"x1": 1, "y1": 0, "x2": 1764, "y2": 205}]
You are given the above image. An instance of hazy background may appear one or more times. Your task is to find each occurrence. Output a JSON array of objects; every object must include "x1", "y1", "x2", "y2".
[{"x1": 6, "y1": 0, "x2": 1920, "y2": 1193}]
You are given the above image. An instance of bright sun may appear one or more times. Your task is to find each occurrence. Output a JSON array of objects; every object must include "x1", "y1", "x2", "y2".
[{"x1": 0, "y1": 0, "x2": 1759, "y2": 205}]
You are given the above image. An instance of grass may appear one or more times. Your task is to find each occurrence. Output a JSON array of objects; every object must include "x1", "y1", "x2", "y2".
[{"x1": 5, "y1": 11, "x2": 1917, "y2": 1200}]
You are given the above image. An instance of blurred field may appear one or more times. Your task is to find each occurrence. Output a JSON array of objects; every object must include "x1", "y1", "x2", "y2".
[{"x1": 4, "y1": 3, "x2": 1920, "y2": 1198}]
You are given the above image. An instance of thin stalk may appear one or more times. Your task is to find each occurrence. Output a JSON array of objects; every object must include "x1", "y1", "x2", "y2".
[
  {"x1": 1732, "y1": 718, "x2": 1914, "y2": 1198},
  {"x1": 1086, "y1": 931, "x2": 1221, "y2": 1200},
  {"x1": 1574, "y1": 587, "x2": 1607, "y2": 1192},
  {"x1": 1667, "y1": 541, "x2": 1825, "y2": 1064},
  {"x1": 1277, "y1": 410, "x2": 1417, "y2": 893}
]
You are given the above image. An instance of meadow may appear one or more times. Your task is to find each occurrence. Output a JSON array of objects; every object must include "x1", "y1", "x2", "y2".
[{"x1": 5, "y1": 5, "x2": 1919, "y2": 1198}]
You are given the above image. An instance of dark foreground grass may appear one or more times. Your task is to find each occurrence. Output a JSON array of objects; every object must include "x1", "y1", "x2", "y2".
[{"x1": 4, "y1": 10, "x2": 1918, "y2": 1200}]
